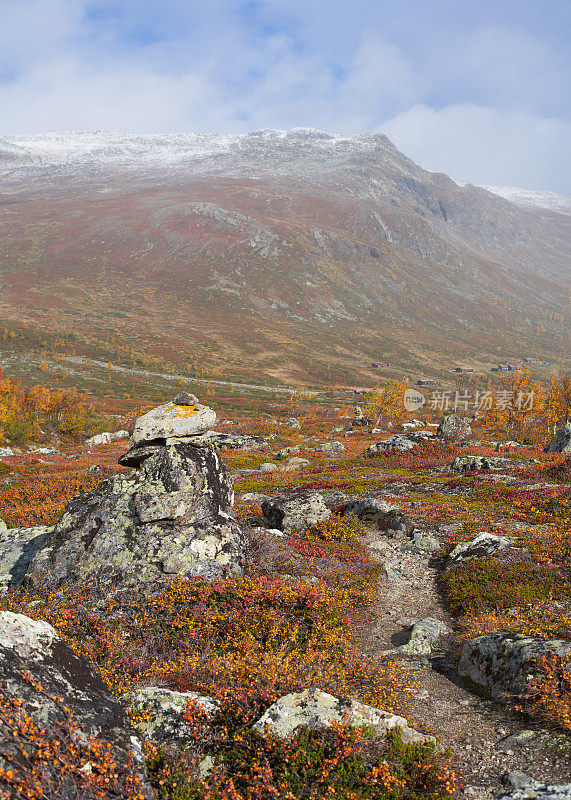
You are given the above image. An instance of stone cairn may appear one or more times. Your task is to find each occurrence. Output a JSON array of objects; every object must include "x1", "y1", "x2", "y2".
[{"x1": 24, "y1": 393, "x2": 244, "y2": 589}]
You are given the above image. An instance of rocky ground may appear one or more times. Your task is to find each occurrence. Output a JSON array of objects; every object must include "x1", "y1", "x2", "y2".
[{"x1": 0, "y1": 402, "x2": 570, "y2": 799}]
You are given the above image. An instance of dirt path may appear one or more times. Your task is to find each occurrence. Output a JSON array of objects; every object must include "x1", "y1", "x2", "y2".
[{"x1": 357, "y1": 523, "x2": 571, "y2": 796}]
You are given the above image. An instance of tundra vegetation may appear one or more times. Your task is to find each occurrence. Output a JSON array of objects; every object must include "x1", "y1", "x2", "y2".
[{"x1": 0, "y1": 369, "x2": 569, "y2": 799}]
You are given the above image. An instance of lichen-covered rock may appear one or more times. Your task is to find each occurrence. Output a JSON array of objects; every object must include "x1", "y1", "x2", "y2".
[
  {"x1": 285, "y1": 417, "x2": 301, "y2": 429},
  {"x1": 0, "y1": 612, "x2": 147, "y2": 792},
  {"x1": 339, "y1": 498, "x2": 406, "y2": 532},
  {"x1": 496, "y1": 783, "x2": 571, "y2": 800},
  {"x1": 132, "y1": 401, "x2": 216, "y2": 443},
  {"x1": 437, "y1": 414, "x2": 472, "y2": 441},
  {"x1": 260, "y1": 462, "x2": 278, "y2": 472},
  {"x1": 446, "y1": 532, "x2": 514, "y2": 570},
  {"x1": 0, "y1": 525, "x2": 54, "y2": 589},
  {"x1": 25, "y1": 441, "x2": 244, "y2": 589},
  {"x1": 85, "y1": 430, "x2": 130, "y2": 446},
  {"x1": 275, "y1": 445, "x2": 303, "y2": 460},
  {"x1": 284, "y1": 456, "x2": 311, "y2": 470},
  {"x1": 311, "y1": 441, "x2": 346, "y2": 454},
  {"x1": 125, "y1": 687, "x2": 219, "y2": 746},
  {"x1": 458, "y1": 633, "x2": 571, "y2": 702},
  {"x1": 396, "y1": 618, "x2": 451, "y2": 656},
  {"x1": 365, "y1": 431, "x2": 436, "y2": 456},
  {"x1": 252, "y1": 688, "x2": 433, "y2": 744},
  {"x1": 451, "y1": 455, "x2": 538, "y2": 471},
  {"x1": 545, "y1": 422, "x2": 571, "y2": 454},
  {"x1": 177, "y1": 431, "x2": 270, "y2": 451},
  {"x1": 261, "y1": 492, "x2": 330, "y2": 532},
  {"x1": 407, "y1": 528, "x2": 441, "y2": 554}
]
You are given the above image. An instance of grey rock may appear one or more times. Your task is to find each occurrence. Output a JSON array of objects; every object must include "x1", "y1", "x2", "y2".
[
  {"x1": 311, "y1": 440, "x2": 346, "y2": 454},
  {"x1": 177, "y1": 430, "x2": 269, "y2": 451},
  {"x1": 274, "y1": 445, "x2": 303, "y2": 460},
  {"x1": 446, "y1": 532, "x2": 514, "y2": 570},
  {"x1": 496, "y1": 784, "x2": 571, "y2": 800},
  {"x1": 437, "y1": 414, "x2": 472, "y2": 441},
  {"x1": 173, "y1": 392, "x2": 199, "y2": 405},
  {"x1": 132, "y1": 401, "x2": 216, "y2": 443},
  {"x1": 352, "y1": 406, "x2": 367, "y2": 427},
  {"x1": 285, "y1": 417, "x2": 301, "y2": 429},
  {"x1": 260, "y1": 462, "x2": 278, "y2": 472},
  {"x1": 85, "y1": 430, "x2": 130, "y2": 446},
  {"x1": 409, "y1": 528, "x2": 441, "y2": 554},
  {"x1": 452, "y1": 455, "x2": 538, "y2": 471},
  {"x1": 397, "y1": 617, "x2": 452, "y2": 656},
  {"x1": 284, "y1": 456, "x2": 311, "y2": 469},
  {"x1": 340, "y1": 498, "x2": 406, "y2": 532},
  {"x1": 0, "y1": 612, "x2": 147, "y2": 792},
  {"x1": 25, "y1": 441, "x2": 244, "y2": 589},
  {"x1": 252, "y1": 687, "x2": 433, "y2": 744},
  {"x1": 502, "y1": 773, "x2": 535, "y2": 790},
  {"x1": 0, "y1": 447, "x2": 14, "y2": 456},
  {"x1": 241, "y1": 492, "x2": 269, "y2": 503},
  {"x1": 496, "y1": 441, "x2": 523, "y2": 451},
  {"x1": 545, "y1": 422, "x2": 571, "y2": 454},
  {"x1": 125, "y1": 686, "x2": 219, "y2": 746},
  {"x1": 365, "y1": 431, "x2": 436, "y2": 456},
  {"x1": 0, "y1": 525, "x2": 54, "y2": 588},
  {"x1": 458, "y1": 633, "x2": 571, "y2": 703},
  {"x1": 261, "y1": 492, "x2": 330, "y2": 532}
]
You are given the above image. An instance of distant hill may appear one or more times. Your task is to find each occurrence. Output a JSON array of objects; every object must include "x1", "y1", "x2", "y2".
[{"x1": 0, "y1": 129, "x2": 568, "y2": 387}]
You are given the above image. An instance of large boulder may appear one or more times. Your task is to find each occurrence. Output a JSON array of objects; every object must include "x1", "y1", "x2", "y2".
[
  {"x1": 339, "y1": 498, "x2": 407, "y2": 532},
  {"x1": 125, "y1": 686, "x2": 219, "y2": 747},
  {"x1": 545, "y1": 422, "x2": 571, "y2": 454},
  {"x1": 496, "y1": 784, "x2": 571, "y2": 800},
  {"x1": 446, "y1": 532, "x2": 514, "y2": 570},
  {"x1": 396, "y1": 617, "x2": 452, "y2": 656},
  {"x1": 365, "y1": 431, "x2": 436, "y2": 456},
  {"x1": 261, "y1": 492, "x2": 330, "y2": 532},
  {"x1": 0, "y1": 611, "x2": 147, "y2": 796},
  {"x1": 451, "y1": 455, "x2": 538, "y2": 471},
  {"x1": 25, "y1": 439, "x2": 244, "y2": 589},
  {"x1": 0, "y1": 525, "x2": 54, "y2": 589},
  {"x1": 458, "y1": 633, "x2": 571, "y2": 702},
  {"x1": 311, "y1": 441, "x2": 346, "y2": 455},
  {"x1": 252, "y1": 688, "x2": 432, "y2": 744},
  {"x1": 85, "y1": 430, "x2": 130, "y2": 446},
  {"x1": 132, "y1": 400, "x2": 216, "y2": 443},
  {"x1": 437, "y1": 414, "x2": 472, "y2": 441}
]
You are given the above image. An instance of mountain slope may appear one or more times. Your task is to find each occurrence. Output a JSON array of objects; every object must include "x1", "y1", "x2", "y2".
[{"x1": 0, "y1": 129, "x2": 568, "y2": 387}]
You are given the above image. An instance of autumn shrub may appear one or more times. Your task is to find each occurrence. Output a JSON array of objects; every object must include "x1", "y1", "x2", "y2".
[
  {"x1": 441, "y1": 559, "x2": 571, "y2": 616},
  {"x1": 304, "y1": 514, "x2": 366, "y2": 542},
  {"x1": 146, "y1": 721, "x2": 457, "y2": 800},
  {"x1": 3, "y1": 576, "x2": 411, "y2": 718},
  {"x1": 0, "y1": 678, "x2": 145, "y2": 800}
]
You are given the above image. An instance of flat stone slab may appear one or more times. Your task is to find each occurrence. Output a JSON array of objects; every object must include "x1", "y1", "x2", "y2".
[{"x1": 132, "y1": 402, "x2": 216, "y2": 443}]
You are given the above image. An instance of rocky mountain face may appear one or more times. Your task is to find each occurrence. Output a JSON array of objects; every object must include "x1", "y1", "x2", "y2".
[{"x1": 0, "y1": 129, "x2": 568, "y2": 384}]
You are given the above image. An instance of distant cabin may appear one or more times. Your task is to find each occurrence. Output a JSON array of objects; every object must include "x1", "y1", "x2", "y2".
[
  {"x1": 491, "y1": 364, "x2": 515, "y2": 373},
  {"x1": 416, "y1": 379, "x2": 436, "y2": 386},
  {"x1": 371, "y1": 362, "x2": 391, "y2": 368},
  {"x1": 455, "y1": 366, "x2": 474, "y2": 373},
  {"x1": 353, "y1": 389, "x2": 368, "y2": 396}
]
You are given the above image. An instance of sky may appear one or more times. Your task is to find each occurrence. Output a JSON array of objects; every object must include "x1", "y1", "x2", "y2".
[{"x1": 0, "y1": 0, "x2": 570, "y2": 192}]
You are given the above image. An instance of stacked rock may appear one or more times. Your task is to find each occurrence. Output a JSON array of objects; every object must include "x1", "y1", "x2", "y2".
[{"x1": 25, "y1": 394, "x2": 244, "y2": 589}]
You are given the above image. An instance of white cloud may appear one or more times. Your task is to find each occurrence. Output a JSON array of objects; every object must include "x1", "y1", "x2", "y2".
[
  {"x1": 0, "y1": 0, "x2": 569, "y2": 191},
  {"x1": 382, "y1": 104, "x2": 571, "y2": 193}
]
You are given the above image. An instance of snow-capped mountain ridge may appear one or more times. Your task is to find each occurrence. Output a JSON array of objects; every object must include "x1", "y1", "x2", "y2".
[{"x1": 1, "y1": 129, "x2": 567, "y2": 213}]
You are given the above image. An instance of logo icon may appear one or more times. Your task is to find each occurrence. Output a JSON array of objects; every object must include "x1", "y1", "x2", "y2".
[{"x1": 404, "y1": 389, "x2": 426, "y2": 412}]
